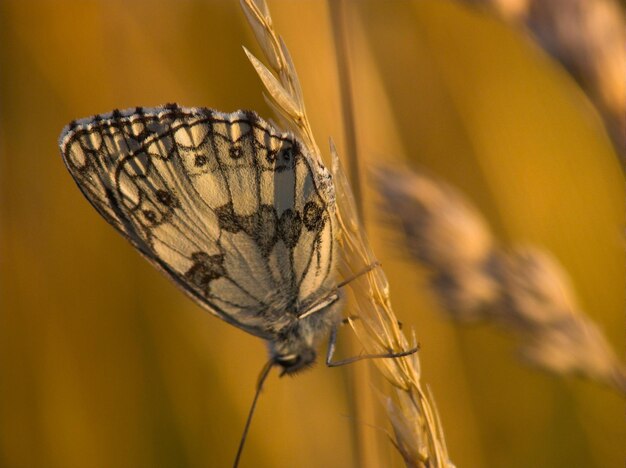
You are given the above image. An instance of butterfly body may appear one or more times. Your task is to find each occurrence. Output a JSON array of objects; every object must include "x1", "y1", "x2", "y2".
[{"x1": 59, "y1": 104, "x2": 341, "y2": 373}]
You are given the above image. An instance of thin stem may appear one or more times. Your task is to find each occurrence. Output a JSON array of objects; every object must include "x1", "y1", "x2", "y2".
[{"x1": 329, "y1": 0, "x2": 363, "y2": 221}]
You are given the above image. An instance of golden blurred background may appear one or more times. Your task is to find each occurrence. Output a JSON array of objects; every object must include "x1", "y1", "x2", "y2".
[{"x1": 0, "y1": 1, "x2": 624, "y2": 467}]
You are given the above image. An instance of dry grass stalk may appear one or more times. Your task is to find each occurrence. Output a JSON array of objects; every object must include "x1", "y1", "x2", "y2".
[
  {"x1": 496, "y1": 246, "x2": 626, "y2": 391},
  {"x1": 459, "y1": 0, "x2": 626, "y2": 163},
  {"x1": 240, "y1": 0, "x2": 454, "y2": 466},
  {"x1": 375, "y1": 167, "x2": 499, "y2": 323},
  {"x1": 239, "y1": 0, "x2": 320, "y2": 160},
  {"x1": 332, "y1": 148, "x2": 454, "y2": 467},
  {"x1": 378, "y1": 166, "x2": 626, "y2": 395}
]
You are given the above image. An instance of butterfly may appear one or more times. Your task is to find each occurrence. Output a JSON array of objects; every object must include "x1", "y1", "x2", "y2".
[
  {"x1": 59, "y1": 103, "x2": 345, "y2": 375},
  {"x1": 60, "y1": 104, "x2": 418, "y2": 467}
]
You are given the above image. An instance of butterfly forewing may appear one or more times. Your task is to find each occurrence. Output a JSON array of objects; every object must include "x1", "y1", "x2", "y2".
[{"x1": 59, "y1": 105, "x2": 337, "y2": 339}]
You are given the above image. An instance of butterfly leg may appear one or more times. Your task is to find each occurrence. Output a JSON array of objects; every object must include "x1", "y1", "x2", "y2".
[{"x1": 325, "y1": 325, "x2": 419, "y2": 367}]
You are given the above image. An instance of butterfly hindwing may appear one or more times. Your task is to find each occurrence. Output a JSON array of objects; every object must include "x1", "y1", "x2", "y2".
[{"x1": 59, "y1": 105, "x2": 337, "y2": 338}]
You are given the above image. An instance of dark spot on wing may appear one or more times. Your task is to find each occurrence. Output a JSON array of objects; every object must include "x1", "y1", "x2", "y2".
[
  {"x1": 238, "y1": 212, "x2": 255, "y2": 236},
  {"x1": 279, "y1": 147, "x2": 293, "y2": 162},
  {"x1": 272, "y1": 145, "x2": 296, "y2": 172},
  {"x1": 185, "y1": 252, "x2": 226, "y2": 291},
  {"x1": 195, "y1": 154, "x2": 207, "y2": 167},
  {"x1": 218, "y1": 204, "x2": 280, "y2": 256},
  {"x1": 215, "y1": 203, "x2": 241, "y2": 233},
  {"x1": 254, "y1": 205, "x2": 278, "y2": 255},
  {"x1": 229, "y1": 146, "x2": 243, "y2": 159},
  {"x1": 143, "y1": 209, "x2": 157, "y2": 224},
  {"x1": 279, "y1": 209, "x2": 302, "y2": 248},
  {"x1": 155, "y1": 189, "x2": 178, "y2": 208},
  {"x1": 303, "y1": 201, "x2": 324, "y2": 232}
]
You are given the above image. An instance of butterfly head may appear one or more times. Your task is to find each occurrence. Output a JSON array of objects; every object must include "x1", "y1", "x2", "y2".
[
  {"x1": 269, "y1": 291, "x2": 344, "y2": 376},
  {"x1": 269, "y1": 324, "x2": 318, "y2": 375}
]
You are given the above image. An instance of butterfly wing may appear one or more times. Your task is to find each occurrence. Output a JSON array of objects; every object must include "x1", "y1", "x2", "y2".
[{"x1": 59, "y1": 105, "x2": 337, "y2": 339}]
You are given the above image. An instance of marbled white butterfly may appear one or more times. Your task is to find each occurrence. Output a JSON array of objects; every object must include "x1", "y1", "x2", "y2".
[{"x1": 59, "y1": 104, "x2": 343, "y2": 375}]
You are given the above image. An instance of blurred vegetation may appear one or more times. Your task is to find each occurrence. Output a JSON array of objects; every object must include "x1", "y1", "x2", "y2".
[{"x1": 0, "y1": 1, "x2": 623, "y2": 467}]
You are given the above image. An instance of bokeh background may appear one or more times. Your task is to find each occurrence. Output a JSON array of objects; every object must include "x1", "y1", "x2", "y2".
[{"x1": 1, "y1": 1, "x2": 624, "y2": 467}]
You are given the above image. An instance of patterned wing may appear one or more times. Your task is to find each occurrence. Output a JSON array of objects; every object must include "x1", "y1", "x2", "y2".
[{"x1": 59, "y1": 104, "x2": 337, "y2": 338}]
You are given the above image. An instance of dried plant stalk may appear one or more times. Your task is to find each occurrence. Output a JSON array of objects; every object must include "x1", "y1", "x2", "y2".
[
  {"x1": 240, "y1": 0, "x2": 454, "y2": 466},
  {"x1": 240, "y1": 0, "x2": 320, "y2": 159},
  {"x1": 378, "y1": 166, "x2": 626, "y2": 395},
  {"x1": 332, "y1": 147, "x2": 454, "y2": 467},
  {"x1": 495, "y1": 246, "x2": 626, "y2": 391},
  {"x1": 375, "y1": 166, "x2": 499, "y2": 322},
  {"x1": 458, "y1": 0, "x2": 626, "y2": 164}
]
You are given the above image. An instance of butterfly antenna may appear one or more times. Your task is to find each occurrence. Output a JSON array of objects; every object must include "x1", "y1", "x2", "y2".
[
  {"x1": 336, "y1": 261, "x2": 381, "y2": 289},
  {"x1": 233, "y1": 359, "x2": 274, "y2": 468}
]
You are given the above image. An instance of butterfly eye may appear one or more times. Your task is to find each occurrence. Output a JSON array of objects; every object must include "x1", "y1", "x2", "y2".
[
  {"x1": 275, "y1": 349, "x2": 316, "y2": 375},
  {"x1": 275, "y1": 354, "x2": 300, "y2": 367}
]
